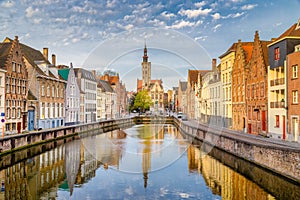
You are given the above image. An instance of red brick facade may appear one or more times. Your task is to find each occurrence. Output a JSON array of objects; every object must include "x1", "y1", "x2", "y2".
[
  {"x1": 232, "y1": 40, "x2": 253, "y2": 131},
  {"x1": 287, "y1": 47, "x2": 300, "y2": 141},
  {"x1": 246, "y1": 31, "x2": 270, "y2": 135},
  {"x1": 0, "y1": 36, "x2": 28, "y2": 134}
]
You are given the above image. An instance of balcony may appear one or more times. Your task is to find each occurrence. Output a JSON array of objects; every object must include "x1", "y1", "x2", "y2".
[
  {"x1": 270, "y1": 78, "x2": 284, "y2": 86},
  {"x1": 270, "y1": 101, "x2": 285, "y2": 109}
]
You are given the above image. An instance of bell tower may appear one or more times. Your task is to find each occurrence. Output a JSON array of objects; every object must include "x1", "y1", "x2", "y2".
[{"x1": 141, "y1": 40, "x2": 151, "y2": 90}]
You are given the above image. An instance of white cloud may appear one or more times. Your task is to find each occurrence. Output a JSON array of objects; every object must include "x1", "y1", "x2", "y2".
[
  {"x1": 123, "y1": 15, "x2": 135, "y2": 21},
  {"x1": 212, "y1": 13, "x2": 221, "y2": 20},
  {"x1": 231, "y1": 12, "x2": 244, "y2": 18},
  {"x1": 161, "y1": 11, "x2": 176, "y2": 19},
  {"x1": 106, "y1": 0, "x2": 116, "y2": 8},
  {"x1": 194, "y1": 1, "x2": 206, "y2": 8},
  {"x1": 1, "y1": 0, "x2": 15, "y2": 8},
  {"x1": 33, "y1": 18, "x2": 42, "y2": 24},
  {"x1": 124, "y1": 24, "x2": 134, "y2": 30},
  {"x1": 168, "y1": 20, "x2": 195, "y2": 29},
  {"x1": 179, "y1": 7, "x2": 212, "y2": 18},
  {"x1": 210, "y1": 2, "x2": 218, "y2": 8},
  {"x1": 72, "y1": 38, "x2": 80, "y2": 43},
  {"x1": 195, "y1": 36, "x2": 208, "y2": 41},
  {"x1": 212, "y1": 24, "x2": 222, "y2": 32},
  {"x1": 26, "y1": 6, "x2": 39, "y2": 18},
  {"x1": 241, "y1": 4, "x2": 257, "y2": 10},
  {"x1": 148, "y1": 19, "x2": 166, "y2": 27},
  {"x1": 231, "y1": 0, "x2": 244, "y2": 3},
  {"x1": 55, "y1": 18, "x2": 68, "y2": 23}
]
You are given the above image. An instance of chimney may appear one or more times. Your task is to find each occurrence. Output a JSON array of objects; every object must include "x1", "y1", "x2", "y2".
[
  {"x1": 43, "y1": 48, "x2": 48, "y2": 60},
  {"x1": 91, "y1": 70, "x2": 96, "y2": 77},
  {"x1": 52, "y1": 54, "x2": 56, "y2": 66},
  {"x1": 212, "y1": 58, "x2": 217, "y2": 71}
]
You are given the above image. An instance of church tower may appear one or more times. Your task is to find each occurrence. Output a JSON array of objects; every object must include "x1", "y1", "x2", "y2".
[{"x1": 141, "y1": 41, "x2": 151, "y2": 90}]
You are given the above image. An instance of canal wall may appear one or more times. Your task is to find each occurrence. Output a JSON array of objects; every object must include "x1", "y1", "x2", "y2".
[
  {"x1": 174, "y1": 118, "x2": 300, "y2": 183},
  {"x1": 0, "y1": 118, "x2": 134, "y2": 155}
]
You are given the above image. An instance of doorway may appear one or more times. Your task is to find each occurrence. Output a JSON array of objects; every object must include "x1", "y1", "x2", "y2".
[{"x1": 291, "y1": 117, "x2": 299, "y2": 142}]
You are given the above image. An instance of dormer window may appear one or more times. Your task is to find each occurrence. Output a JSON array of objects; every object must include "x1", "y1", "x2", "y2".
[{"x1": 274, "y1": 47, "x2": 280, "y2": 61}]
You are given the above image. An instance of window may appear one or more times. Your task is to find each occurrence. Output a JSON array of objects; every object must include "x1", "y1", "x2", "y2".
[
  {"x1": 12, "y1": 62, "x2": 16, "y2": 71},
  {"x1": 292, "y1": 65, "x2": 298, "y2": 79},
  {"x1": 292, "y1": 90, "x2": 298, "y2": 104},
  {"x1": 41, "y1": 85, "x2": 45, "y2": 96},
  {"x1": 260, "y1": 82, "x2": 264, "y2": 97},
  {"x1": 47, "y1": 86, "x2": 50, "y2": 97},
  {"x1": 274, "y1": 47, "x2": 280, "y2": 61},
  {"x1": 52, "y1": 86, "x2": 55, "y2": 97},
  {"x1": 275, "y1": 115, "x2": 280, "y2": 127}
]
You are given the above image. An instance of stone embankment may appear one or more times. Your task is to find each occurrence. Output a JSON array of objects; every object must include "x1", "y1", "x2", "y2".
[
  {"x1": 0, "y1": 118, "x2": 134, "y2": 155},
  {"x1": 173, "y1": 117, "x2": 300, "y2": 183}
]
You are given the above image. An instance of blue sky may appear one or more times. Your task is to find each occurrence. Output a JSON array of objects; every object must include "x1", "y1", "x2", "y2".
[{"x1": 1, "y1": 0, "x2": 300, "y2": 91}]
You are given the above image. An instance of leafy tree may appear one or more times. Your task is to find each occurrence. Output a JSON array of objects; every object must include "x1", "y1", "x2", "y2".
[
  {"x1": 133, "y1": 90, "x2": 152, "y2": 112},
  {"x1": 128, "y1": 92, "x2": 137, "y2": 112}
]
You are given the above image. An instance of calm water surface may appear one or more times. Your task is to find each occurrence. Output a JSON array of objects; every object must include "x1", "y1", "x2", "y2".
[{"x1": 0, "y1": 124, "x2": 299, "y2": 199}]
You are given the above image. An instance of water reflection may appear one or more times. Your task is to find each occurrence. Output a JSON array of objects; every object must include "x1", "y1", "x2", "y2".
[
  {"x1": 0, "y1": 124, "x2": 298, "y2": 199},
  {"x1": 187, "y1": 145, "x2": 276, "y2": 200}
]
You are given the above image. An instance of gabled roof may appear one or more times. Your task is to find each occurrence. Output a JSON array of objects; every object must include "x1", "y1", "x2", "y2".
[
  {"x1": 219, "y1": 43, "x2": 238, "y2": 58},
  {"x1": 74, "y1": 68, "x2": 96, "y2": 82},
  {"x1": 0, "y1": 42, "x2": 12, "y2": 69},
  {"x1": 269, "y1": 20, "x2": 300, "y2": 46},
  {"x1": 58, "y1": 68, "x2": 70, "y2": 81},
  {"x1": 188, "y1": 69, "x2": 211, "y2": 86},
  {"x1": 240, "y1": 42, "x2": 254, "y2": 63},
  {"x1": 98, "y1": 79, "x2": 114, "y2": 93}
]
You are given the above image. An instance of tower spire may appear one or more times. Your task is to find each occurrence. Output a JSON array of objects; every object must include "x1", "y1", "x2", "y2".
[{"x1": 143, "y1": 39, "x2": 148, "y2": 62}]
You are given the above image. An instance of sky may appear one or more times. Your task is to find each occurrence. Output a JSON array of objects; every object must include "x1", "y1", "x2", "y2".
[{"x1": 1, "y1": 0, "x2": 300, "y2": 91}]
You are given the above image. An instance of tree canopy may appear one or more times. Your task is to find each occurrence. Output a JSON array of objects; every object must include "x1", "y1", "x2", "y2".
[{"x1": 133, "y1": 90, "x2": 152, "y2": 112}]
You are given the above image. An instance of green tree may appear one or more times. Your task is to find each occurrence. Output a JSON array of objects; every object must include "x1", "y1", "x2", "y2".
[{"x1": 133, "y1": 90, "x2": 152, "y2": 112}]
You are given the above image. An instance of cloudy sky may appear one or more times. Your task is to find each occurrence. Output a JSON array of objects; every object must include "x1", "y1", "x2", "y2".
[{"x1": 1, "y1": 0, "x2": 300, "y2": 90}]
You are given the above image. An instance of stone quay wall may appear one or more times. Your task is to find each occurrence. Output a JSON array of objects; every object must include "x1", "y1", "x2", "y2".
[
  {"x1": 0, "y1": 118, "x2": 134, "y2": 155},
  {"x1": 173, "y1": 117, "x2": 300, "y2": 183}
]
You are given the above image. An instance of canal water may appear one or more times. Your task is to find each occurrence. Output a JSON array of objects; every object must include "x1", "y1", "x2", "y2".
[{"x1": 0, "y1": 124, "x2": 299, "y2": 200}]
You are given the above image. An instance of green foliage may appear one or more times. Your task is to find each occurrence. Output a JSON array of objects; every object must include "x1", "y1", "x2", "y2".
[{"x1": 133, "y1": 90, "x2": 152, "y2": 112}]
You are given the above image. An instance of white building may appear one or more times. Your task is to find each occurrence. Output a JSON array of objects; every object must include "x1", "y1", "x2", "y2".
[
  {"x1": 97, "y1": 79, "x2": 116, "y2": 119},
  {"x1": 58, "y1": 64, "x2": 81, "y2": 125},
  {"x1": 74, "y1": 68, "x2": 97, "y2": 123}
]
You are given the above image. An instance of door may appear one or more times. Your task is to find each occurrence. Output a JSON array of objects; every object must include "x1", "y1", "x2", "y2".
[
  {"x1": 292, "y1": 117, "x2": 299, "y2": 142},
  {"x1": 282, "y1": 116, "x2": 286, "y2": 140},
  {"x1": 248, "y1": 123, "x2": 252, "y2": 134},
  {"x1": 261, "y1": 111, "x2": 266, "y2": 131},
  {"x1": 28, "y1": 110, "x2": 35, "y2": 131},
  {"x1": 17, "y1": 122, "x2": 21, "y2": 133}
]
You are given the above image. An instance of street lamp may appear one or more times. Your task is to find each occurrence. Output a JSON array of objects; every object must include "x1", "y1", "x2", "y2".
[{"x1": 281, "y1": 99, "x2": 288, "y2": 110}]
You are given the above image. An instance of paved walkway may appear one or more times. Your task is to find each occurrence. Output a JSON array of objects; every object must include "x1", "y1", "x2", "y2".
[{"x1": 183, "y1": 119, "x2": 300, "y2": 150}]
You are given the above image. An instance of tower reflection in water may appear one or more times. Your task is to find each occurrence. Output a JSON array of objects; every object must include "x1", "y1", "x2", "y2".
[{"x1": 0, "y1": 125, "x2": 295, "y2": 199}]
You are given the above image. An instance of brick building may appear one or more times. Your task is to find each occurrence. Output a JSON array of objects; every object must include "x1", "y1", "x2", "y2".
[
  {"x1": 232, "y1": 40, "x2": 253, "y2": 132},
  {"x1": 287, "y1": 43, "x2": 300, "y2": 142},
  {"x1": 21, "y1": 45, "x2": 66, "y2": 130},
  {"x1": 268, "y1": 19, "x2": 300, "y2": 140},
  {"x1": 100, "y1": 73, "x2": 127, "y2": 118},
  {"x1": 0, "y1": 36, "x2": 28, "y2": 134},
  {"x1": 246, "y1": 31, "x2": 271, "y2": 136}
]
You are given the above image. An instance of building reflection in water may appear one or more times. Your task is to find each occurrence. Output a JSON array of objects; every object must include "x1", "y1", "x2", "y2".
[
  {"x1": 187, "y1": 145, "x2": 276, "y2": 200},
  {"x1": 0, "y1": 145, "x2": 65, "y2": 199}
]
